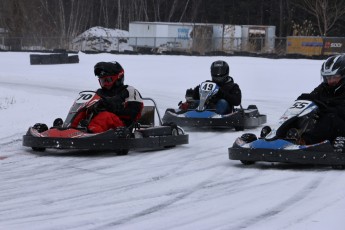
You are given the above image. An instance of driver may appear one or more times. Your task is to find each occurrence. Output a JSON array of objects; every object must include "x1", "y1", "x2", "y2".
[
  {"x1": 297, "y1": 54, "x2": 345, "y2": 145},
  {"x1": 179, "y1": 60, "x2": 241, "y2": 114},
  {"x1": 71, "y1": 61, "x2": 143, "y2": 133}
]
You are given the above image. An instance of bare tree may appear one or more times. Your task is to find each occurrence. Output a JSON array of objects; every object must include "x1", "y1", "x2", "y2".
[
  {"x1": 294, "y1": 0, "x2": 345, "y2": 36},
  {"x1": 179, "y1": 0, "x2": 191, "y2": 22}
]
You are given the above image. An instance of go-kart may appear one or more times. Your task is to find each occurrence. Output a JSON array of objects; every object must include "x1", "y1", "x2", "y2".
[
  {"x1": 162, "y1": 81, "x2": 266, "y2": 130},
  {"x1": 228, "y1": 99, "x2": 345, "y2": 169},
  {"x1": 22, "y1": 90, "x2": 189, "y2": 155}
]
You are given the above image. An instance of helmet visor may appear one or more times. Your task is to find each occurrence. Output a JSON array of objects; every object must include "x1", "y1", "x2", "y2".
[
  {"x1": 99, "y1": 74, "x2": 121, "y2": 89},
  {"x1": 323, "y1": 74, "x2": 343, "y2": 86},
  {"x1": 323, "y1": 74, "x2": 341, "y2": 81},
  {"x1": 212, "y1": 75, "x2": 227, "y2": 84}
]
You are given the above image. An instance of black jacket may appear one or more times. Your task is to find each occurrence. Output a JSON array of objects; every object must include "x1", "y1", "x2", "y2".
[
  {"x1": 96, "y1": 85, "x2": 143, "y2": 126},
  {"x1": 191, "y1": 77, "x2": 242, "y2": 106},
  {"x1": 297, "y1": 79, "x2": 345, "y2": 118}
]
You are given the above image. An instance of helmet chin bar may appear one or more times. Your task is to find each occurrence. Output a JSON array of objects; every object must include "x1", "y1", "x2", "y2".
[
  {"x1": 212, "y1": 75, "x2": 228, "y2": 84},
  {"x1": 98, "y1": 73, "x2": 124, "y2": 89}
]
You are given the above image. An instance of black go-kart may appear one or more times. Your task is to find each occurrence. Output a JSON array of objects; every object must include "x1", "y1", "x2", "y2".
[
  {"x1": 23, "y1": 91, "x2": 189, "y2": 155},
  {"x1": 163, "y1": 81, "x2": 266, "y2": 130},
  {"x1": 229, "y1": 99, "x2": 345, "y2": 169}
]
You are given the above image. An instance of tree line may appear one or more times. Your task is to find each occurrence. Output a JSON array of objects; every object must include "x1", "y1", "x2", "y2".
[{"x1": 1, "y1": 0, "x2": 345, "y2": 39}]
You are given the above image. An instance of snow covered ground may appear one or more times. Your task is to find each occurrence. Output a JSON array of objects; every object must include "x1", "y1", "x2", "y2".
[{"x1": 1, "y1": 52, "x2": 345, "y2": 230}]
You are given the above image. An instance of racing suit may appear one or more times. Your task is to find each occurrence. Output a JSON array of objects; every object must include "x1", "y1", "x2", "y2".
[
  {"x1": 297, "y1": 79, "x2": 345, "y2": 144},
  {"x1": 72, "y1": 85, "x2": 143, "y2": 133},
  {"x1": 182, "y1": 77, "x2": 241, "y2": 114}
]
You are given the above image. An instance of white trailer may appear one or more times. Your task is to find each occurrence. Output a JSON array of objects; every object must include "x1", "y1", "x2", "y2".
[
  {"x1": 129, "y1": 22, "x2": 275, "y2": 54},
  {"x1": 129, "y1": 22, "x2": 193, "y2": 51},
  {"x1": 212, "y1": 24, "x2": 242, "y2": 52},
  {"x1": 241, "y1": 25, "x2": 276, "y2": 52}
]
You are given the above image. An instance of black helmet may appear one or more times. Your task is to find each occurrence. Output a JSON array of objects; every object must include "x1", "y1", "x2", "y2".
[
  {"x1": 211, "y1": 60, "x2": 229, "y2": 84},
  {"x1": 94, "y1": 61, "x2": 124, "y2": 89},
  {"x1": 321, "y1": 54, "x2": 345, "y2": 82}
]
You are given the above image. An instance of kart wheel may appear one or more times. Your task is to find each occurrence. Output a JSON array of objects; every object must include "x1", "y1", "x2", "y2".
[
  {"x1": 247, "y1": 105, "x2": 257, "y2": 110},
  {"x1": 240, "y1": 160, "x2": 255, "y2": 165},
  {"x1": 331, "y1": 165, "x2": 345, "y2": 170},
  {"x1": 234, "y1": 125, "x2": 244, "y2": 131},
  {"x1": 32, "y1": 123, "x2": 48, "y2": 133},
  {"x1": 32, "y1": 147, "x2": 46, "y2": 152},
  {"x1": 171, "y1": 127, "x2": 179, "y2": 136},
  {"x1": 53, "y1": 118, "x2": 63, "y2": 127},
  {"x1": 165, "y1": 126, "x2": 179, "y2": 148},
  {"x1": 240, "y1": 133, "x2": 257, "y2": 143},
  {"x1": 116, "y1": 149, "x2": 129, "y2": 156},
  {"x1": 239, "y1": 134, "x2": 257, "y2": 165},
  {"x1": 166, "y1": 108, "x2": 175, "y2": 113},
  {"x1": 333, "y1": 136, "x2": 345, "y2": 153},
  {"x1": 260, "y1": 126, "x2": 272, "y2": 138}
]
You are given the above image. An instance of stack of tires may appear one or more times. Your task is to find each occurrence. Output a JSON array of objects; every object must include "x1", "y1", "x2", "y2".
[{"x1": 30, "y1": 53, "x2": 79, "y2": 65}]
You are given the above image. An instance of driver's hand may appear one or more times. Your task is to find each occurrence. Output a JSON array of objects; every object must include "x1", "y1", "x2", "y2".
[{"x1": 297, "y1": 93, "x2": 315, "y2": 101}]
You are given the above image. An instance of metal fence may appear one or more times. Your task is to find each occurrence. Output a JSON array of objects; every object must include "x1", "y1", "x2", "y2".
[
  {"x1": 6, "y1": 35, "x2": 343, "y2": 58},
  {"x1": 0, "y1": 36, "x2": 289, "y2": 55}
]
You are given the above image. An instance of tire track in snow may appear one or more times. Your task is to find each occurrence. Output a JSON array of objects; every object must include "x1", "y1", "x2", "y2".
[
  {"x1": 230, "y1": 176, "x2": 323, "y2": 230},
  {"x1": 0, "y1": 133, "x2": 23, "y2": 146},
  {"x1": 0, "y1": 133, "x2": 23, "y2": 159},
  {"x1": 92, "y1": 148, "x2": 257, "y2": 229},
  {"x1": 93, "y1": 165, "x2": 235, "y2": 230}
]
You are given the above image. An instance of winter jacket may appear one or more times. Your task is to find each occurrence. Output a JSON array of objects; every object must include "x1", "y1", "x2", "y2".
[
  {"x1": 96, "y1": 85, "x2": 144, "y2": 126},
  {"x1": 298, "y1": 79, "x2": 345, "y2": 144},
  {"x1": 190, "y1": 77, "x2": 242, "y2": 107},
  {"x1": 71, "y1": 85, "x2": 143, "y2": 133},
  {"x1": 297, "y1": 79, "x2": 345, "y2": 118}
]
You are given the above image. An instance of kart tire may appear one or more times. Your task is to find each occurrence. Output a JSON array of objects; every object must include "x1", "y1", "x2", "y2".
[
  {"x1": 247, "y1": 105, "x2": 258, "y2": 110},
  {"x1": 240, "y1": 160, "x2": 255, "y2": 165},
  {"x1": 166, "y1": 108, "x2": 175, "y2": 113},
  {"x1": 260, "y1": 126, "x2": 272, "y2": 138},
  {"x1": 234, "y1": 125, "x2": 244, "y2": 131},
  {"x1": 240, "y1": 133, "x2": 258, "y2": 143},
  {"x1": 116, "y1": 149, "x2": 129, "y2": 156},
  {"x1": 33, "y1": 123, "x2": 48, "y2": 133},
  {"x1": 331, "y1": 165, "x2": 345, "y2": 170},
  {"x1": 32, "y1": 147, "x2": 46, "y2": 152},
  {"x1": 171, "y1": 127, "x2": 179, "y2": 136},
  {"x1": 165, "y1": 126, "x2": 179, "y2": 148},
  {"x1": 53, "y1": 118, "x2": 63, "y2": 127},
  {"x1": 239, "y1": 133, "x2": 257, "y2": 165}
]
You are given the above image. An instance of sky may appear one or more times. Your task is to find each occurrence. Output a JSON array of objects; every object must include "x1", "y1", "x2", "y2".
[{"x1": 1, "y1": 51, "x2": 345, "y2": 230}]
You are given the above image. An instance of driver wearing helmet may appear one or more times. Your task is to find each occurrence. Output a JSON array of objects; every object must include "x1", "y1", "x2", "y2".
[
  {"x1": 180, "y1": 60, "x2": 241, "y2": 114},
  {"x1": 72, "y1": 61, "x2": 143, "y2": 133},
  {"x1": 297, "y1": 54, "x2": 345, "y2": 145}
]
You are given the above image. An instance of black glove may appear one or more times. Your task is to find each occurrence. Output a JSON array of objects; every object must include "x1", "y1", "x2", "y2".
[
  {"x1": 297, "y1": 93, "x2": 315, "y2": 101},
  {"x1": 310, "y1": 99, "x2": 334, "y2": 113},
  {"x1": 320, "y1": 106, "x2": 337, "y2": 114},
  {"x1": 186, "y1": 88, "x2": 194, "y2": 97}
]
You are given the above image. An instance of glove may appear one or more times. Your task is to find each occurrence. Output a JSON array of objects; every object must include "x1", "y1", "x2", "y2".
[
  {"x1": 185, "y1": 88, "x2": 195, "y2": 100},
  {"x1": 186, "y1": 88, "x2": 194, "y2": 97},
  {"x1": 320, "y1": 106, "x2": 337, "y2": 114},
  {"x1": 297, "y1": 93, "x2": 315, "y2": 101}
]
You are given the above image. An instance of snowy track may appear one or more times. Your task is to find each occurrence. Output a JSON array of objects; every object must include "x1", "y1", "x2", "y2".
[{"x1": 1, "y1": 52, "x2": 345, "y2": 230}]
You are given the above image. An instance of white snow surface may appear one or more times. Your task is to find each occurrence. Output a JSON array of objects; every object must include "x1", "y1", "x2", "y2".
[{"x1": 1, "y1": 52, "x2": 345, "y2": 230}]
